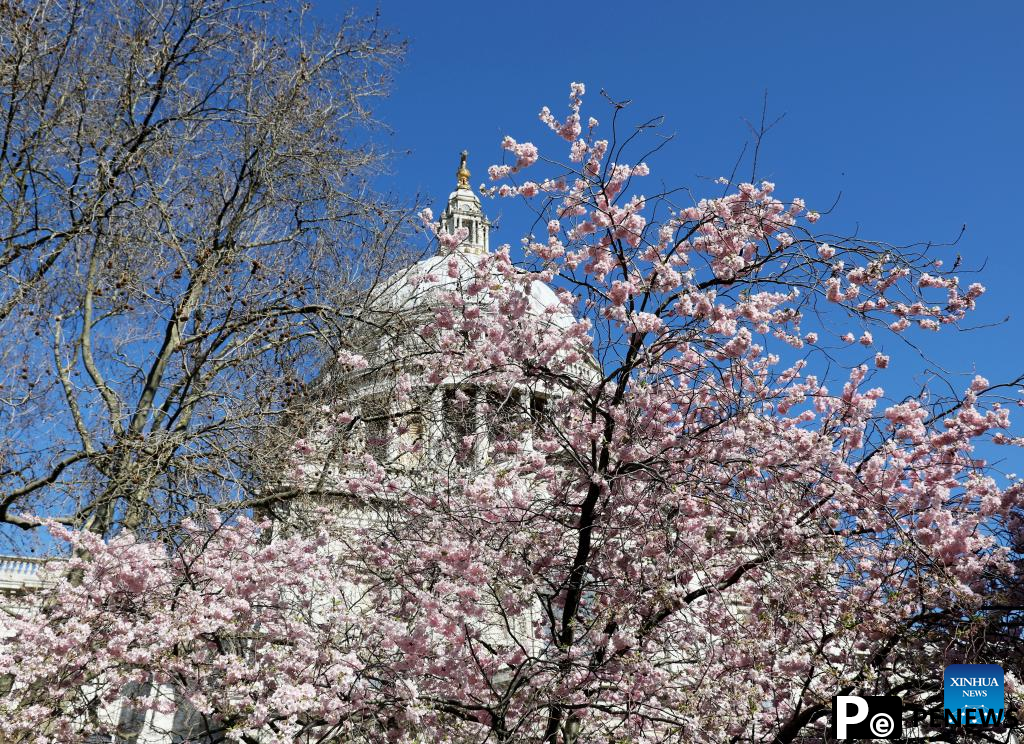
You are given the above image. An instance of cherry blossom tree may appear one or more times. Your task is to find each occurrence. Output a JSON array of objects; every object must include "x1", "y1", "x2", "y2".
[
  {"x1": 1, "y1": 519, "x2": 397, "y2": 743},
  {"x1": 2, "y1": 84, "x2": 1023, "y2": 743}
]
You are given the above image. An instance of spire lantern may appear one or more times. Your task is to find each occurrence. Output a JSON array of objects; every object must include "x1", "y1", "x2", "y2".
[
  {"x1": 456, "y1": 150, "x2": 471, "y2": 190},
  {"x1": 440, "y1": 150, "x2": 490, "y2": 255}
]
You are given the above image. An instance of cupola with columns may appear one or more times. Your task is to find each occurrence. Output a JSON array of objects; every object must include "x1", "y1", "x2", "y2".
[{"x1": 439, "y1": 151, "x2": 490, "y2": 254}]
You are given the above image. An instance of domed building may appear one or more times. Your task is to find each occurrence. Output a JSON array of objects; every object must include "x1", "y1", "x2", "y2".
[
  {"x1": 286, "y1": 152, "x2": 589, "y2": 490},
  {"x1": 381, "y1": 152, "x2": 573, "y2": 330}
]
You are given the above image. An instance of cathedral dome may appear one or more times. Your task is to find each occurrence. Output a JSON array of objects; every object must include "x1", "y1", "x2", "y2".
[
  {"x1": 374, "y1": 152, "x2": 574, "y2": 330},
  {"x1": 380, "y1": 249, "x2": 574, "y2": 330}
]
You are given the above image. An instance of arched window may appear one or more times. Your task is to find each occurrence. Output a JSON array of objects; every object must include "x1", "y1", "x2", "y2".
[
  {"x1": 363, "y1": 397, "x2": 390, "y2": 462},
  {"x1": 443, "y1": 387, "x2": 478, "y2": 462},
  {"x1": 487, "y1": 390, "x2": 524, "y2": 443},
  {"x1": 530, "y1": 392, "x2": 547, "y2": 428}
]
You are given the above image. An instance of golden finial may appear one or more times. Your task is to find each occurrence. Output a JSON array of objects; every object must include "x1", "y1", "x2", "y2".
[{"x1": 456, "y1": 150, "x2": 471, "y2": 189}]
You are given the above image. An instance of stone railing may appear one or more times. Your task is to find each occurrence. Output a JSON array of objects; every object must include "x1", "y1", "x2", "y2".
[{"x1": 0, "y1": 555, "x2": 49, "y2": 594}]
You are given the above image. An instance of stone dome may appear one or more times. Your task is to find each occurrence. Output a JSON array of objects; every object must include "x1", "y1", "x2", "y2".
[
  {"x1": 373, "y1": 152, "x2": 574, "y2": 330},
  {"x1": 378, "y1": 249, "x2": 575, "y2": 331}
]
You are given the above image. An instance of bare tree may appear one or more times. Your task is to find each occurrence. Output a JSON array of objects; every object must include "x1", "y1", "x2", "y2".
[{"x1": 0, "y1": 0, "x2": 410, "y2": 546}]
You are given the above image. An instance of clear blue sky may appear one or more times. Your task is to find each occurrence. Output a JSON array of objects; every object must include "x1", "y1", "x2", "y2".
[{"x1": 317, "y1": 0, "x2": 1022, "y2": 411}]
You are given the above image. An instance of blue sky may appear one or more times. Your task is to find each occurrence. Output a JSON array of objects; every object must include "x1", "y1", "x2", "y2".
[{"x1": 315, "y1": 0, "x2": 1022, "y2": 422}]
